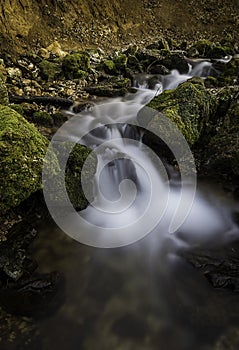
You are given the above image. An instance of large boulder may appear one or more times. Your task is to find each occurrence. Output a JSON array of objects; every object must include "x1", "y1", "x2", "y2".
[
  {"x1": 0, "y1": 106, "x2": 48, "y2": 214},
  {"x1": 204, "y1": 90, "x2": 239, "y2": 184},
  {"x1": 143, "y1": 78, "x2": 217, "y2": 147}
]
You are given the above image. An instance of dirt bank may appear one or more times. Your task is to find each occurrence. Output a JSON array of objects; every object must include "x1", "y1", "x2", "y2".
[{"x1": 0, "y1": 0, "x2": 238, "y2": 54}]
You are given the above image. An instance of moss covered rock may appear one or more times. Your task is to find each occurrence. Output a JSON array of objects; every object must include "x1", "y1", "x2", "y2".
[
  {"x1": 145, "y1": 78, "x2": 217, "y2": 146},
  {"x1": 0, "y1": 106, "x2": 48, "y2": 213},
  {"x1": 114, "y1": 54, "x2": 128, "y2": 71},
  {"x1": 62, "y1": 52, "x2": 90, "y2": 79},
  {"x1": 205, "y1": 96, "x2": 239, "y2": 181},
  {"x1": 65, "y1": 144, "x2": 97, "y2": 210},
  {"x1": 32, "y1": 111, "x2": 54, "y2": 127},
  {"x1": 44, "y1": 141, "x2": 97, "y2": 212},
  {"x1": 38, "y1": 59, "x2": 61, "y2": 81},
  {"x1": 103, "y1": 59, "x2": 117, "y2": 75}
]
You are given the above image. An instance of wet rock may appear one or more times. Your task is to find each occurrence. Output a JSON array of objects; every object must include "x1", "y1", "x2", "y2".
[
  {"x1": 0, "y1": 271, "x2": 65, "y2": 318},
  {"x1": 44, "y1": 141, "x2": 97, "y2": 213},
  {"x1": 183, "y1": 241, "x2": 239, "y2": 293},
  {"x1": 0, "y1": 106, "x2": 48, "y2": 214}
]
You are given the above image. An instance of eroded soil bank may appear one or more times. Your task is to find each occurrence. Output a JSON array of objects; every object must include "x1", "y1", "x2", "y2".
[{"x1": 0, "y1": 0, "x2": 239, "y2": 55}]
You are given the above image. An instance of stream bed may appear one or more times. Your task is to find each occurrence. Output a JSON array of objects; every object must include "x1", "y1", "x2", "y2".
[{"x1": 32, "y1": 60, "x2": 239, "y2": 350}]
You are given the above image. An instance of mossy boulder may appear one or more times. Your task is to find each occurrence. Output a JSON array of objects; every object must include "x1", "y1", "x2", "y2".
[
  {"x1": 38, "y1": 59, "x2": 61, "y2": 81},
  {"x1": 205, "y1": 96, "x2": 239, "y2": 181},
  {"x1": 44, "y1": 142, "x2": 97, "y2": 212},
  {"x1": 0, "y1": 106, "x2": 48, "y2": 214},
  {"x1": 65, "y1": 144, "x2": 97, "y2": 210},
  {"x1": 145, "y1": 78, "x2": 217, "y2": 146},
  {"x1": 62, "y1": 52, "x2": 90, "y2": 79}
]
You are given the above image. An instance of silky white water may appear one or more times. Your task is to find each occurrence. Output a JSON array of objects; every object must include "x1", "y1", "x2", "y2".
[{"x1": 50, "y1": 59, "x2": 238, "y2": 249}]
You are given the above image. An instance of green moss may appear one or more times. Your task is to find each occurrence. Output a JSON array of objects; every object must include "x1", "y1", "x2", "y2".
[
  {"x1": 205, "y1": 96, "x2": 239, "y2": 179},
  {"x1": 0, "y1": 106, "x2": 48, "y2": 213},
  {"x1": 65, "y1": 144, "x2": 97, "y2": 210},
  {"x1": 147, "y1": 79, "x2": 217, "y2": 145},
  {"x1": 113, "y1": 54, "x2": 128, "y2": 71},
  {"x1": 62, "y1": 52, "x2": 90, "y2": 79},
  {"x1": 103, "y1": 60, "x2": 117, "y2": 74},
  {"x1": 39, "y1": 59, "x2": 61, "y2": 81},
  {"x1": 52, "y1": 112, "x2": 68, "y2": 126},
  {"x1": 32, "y1": 111, "x2": 54, "y2": 127},
  {"x1": 9, "y1": 104, "x2": 23, "y2": 115}
]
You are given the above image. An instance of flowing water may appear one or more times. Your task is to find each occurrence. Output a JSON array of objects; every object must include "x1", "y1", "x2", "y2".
[{"x1": 34, "y1": 60, "x2": 239, "y2": 349}]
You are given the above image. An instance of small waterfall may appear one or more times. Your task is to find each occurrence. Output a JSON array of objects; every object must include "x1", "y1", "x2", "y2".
[{"x1": 46, "y1": 60, "x2": 238, "y2": 249}]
